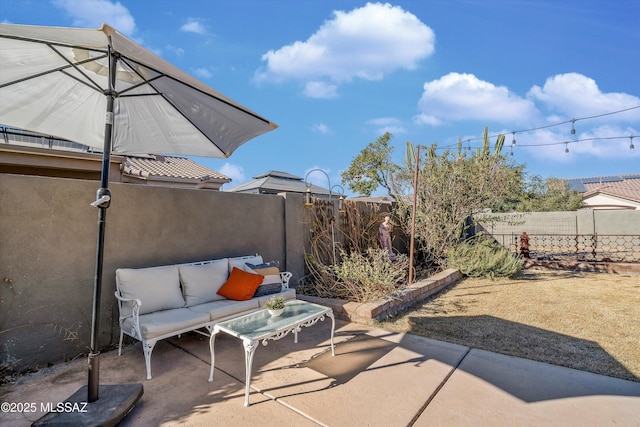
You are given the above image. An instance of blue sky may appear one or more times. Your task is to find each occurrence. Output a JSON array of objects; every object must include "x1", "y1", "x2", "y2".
[{"x1": 3, "y1": 0, "x2": 639, "y2": 194}]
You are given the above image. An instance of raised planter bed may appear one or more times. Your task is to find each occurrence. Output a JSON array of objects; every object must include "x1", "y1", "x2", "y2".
[{"x1": 297, "y1": 268, "x2": 462, "y2": 324}]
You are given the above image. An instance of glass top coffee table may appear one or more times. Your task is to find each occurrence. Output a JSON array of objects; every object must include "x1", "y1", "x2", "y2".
[{"x1": 208, "y1": 299, "x2": 335, "y2": 406}]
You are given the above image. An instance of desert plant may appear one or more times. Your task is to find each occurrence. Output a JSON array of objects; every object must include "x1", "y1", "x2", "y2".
[
  {"x1": 446, "y1": 236, "x2": 524, "y2": 279},
  {"x1": 302, "y1": 248, "x2": 409, "y2": 303},
  {"x1": 265, "y1": 295, "x2": 285, "y2": 310}
]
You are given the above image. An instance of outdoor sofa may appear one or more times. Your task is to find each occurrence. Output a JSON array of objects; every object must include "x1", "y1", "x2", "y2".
[{"x1": 115, "y1": 255, "x2": 295, "y2": 379}]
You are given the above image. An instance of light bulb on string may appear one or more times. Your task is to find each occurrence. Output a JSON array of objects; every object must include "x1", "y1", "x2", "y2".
[
  {"x1": 570, "y1": 119, "x2": 576, "y2": 140},
  {"x1": 565, "y1": 142, "x2": 570, "y2": 156},
  {"x1": 630, "y1": 136, "x2": 635, "y2": 151},
  {"x1": 511, "y1": 132, "x2": 516, "y2": 146}
]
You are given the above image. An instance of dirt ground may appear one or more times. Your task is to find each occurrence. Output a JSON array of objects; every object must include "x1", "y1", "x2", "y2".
[{"x1": 379, "y1": 266, "x2": 640, "y2": 382}]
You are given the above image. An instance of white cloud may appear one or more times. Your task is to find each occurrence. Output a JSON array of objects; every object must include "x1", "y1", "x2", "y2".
[
  {"x1": 416, "y1": 72, "x2": 539, "y2": 125},
  {"x1": 254, "y1": 2, "x2": 435, "y2": 96},
  {"x1": 193, "y1": 67, "x2": 213, "y2": 79},
  {"x1": 165, "y1": 45, "x2": 185, "y2": 57},
  {"x1": 219, "y1": 163, "x2": 244, "y2": 183},
  {"x1": 567, "y1": 125, "x2": 639, "y2": 157},
  {"x1": 304, "y1": 81, "x2": 338, "y2": 99},
  {"x1": 413, "y1": 114, "x2": 442, "y2": 126},
  {"x1": 311, "y1": 123, "x2": 333, "y2": 134},
  {"x1": 367, "y1": 117, "x2": 407, "y2": 135},
  {"x1": 52, "y1": 0, "x2": 136, "y2": 36},
  {"x1": 180, "y1": 18, "x2": 208, "y2": 35},
  {"x1": 527, "y1": 73, "x2": 640, "y2": 121}
]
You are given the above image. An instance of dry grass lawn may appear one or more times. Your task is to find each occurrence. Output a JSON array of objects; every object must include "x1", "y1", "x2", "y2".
[{"x1": 379, "y1": 267, "x2": 640, "y2": 382}]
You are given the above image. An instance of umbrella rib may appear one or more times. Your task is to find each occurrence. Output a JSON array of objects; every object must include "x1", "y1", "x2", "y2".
[
  {"x1": 58, "y1": 69, "x2": 106, "y2": 94},
  {"x1": 117, "y1": 75, "x2": 164, "y2": 97},
  {"x1": 118, "y1": 55, "x2": 273, "y2": 125},
  {"x1": 50, "y1": 44, "x2": 106, "y2": 94},
  {"x1": 0, "y1": 33, "x2": 108, "y2": 52},
  {"x1": 0, "y1": 66, "x2": 62, "y2": 89},
  {"x1": 0, "y1": 42, "x2": 106, "y2": 94}
]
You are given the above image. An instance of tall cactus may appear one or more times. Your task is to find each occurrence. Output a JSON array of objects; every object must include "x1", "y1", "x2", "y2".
[
  {"x1": 481, "y1": 126, "x2": 491, "y2": 158},
  {"x1": 427, "y1": 143, "x2": 437, "y2": 161},
  {"x1": 405, "y1": 141, "x2": 416, "y2": 170},
  {"x1": 494, "y1": 134, "x2": 505, "y2": 157}
]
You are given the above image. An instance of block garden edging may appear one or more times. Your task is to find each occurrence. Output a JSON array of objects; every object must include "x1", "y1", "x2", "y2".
[{"x1": 297, "y1": 268, "x2": 462, "y2": 325}]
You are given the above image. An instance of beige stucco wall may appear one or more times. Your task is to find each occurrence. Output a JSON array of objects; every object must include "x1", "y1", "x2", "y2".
[
  {"x1": 583, "y1": 193, "x2": 640, "y2": 210},
  {"x1": 478, "y1": 210, "x2": 640, "y2": 235},
  {"x1": 0, "y1": 174, "x2": 304, "y2": 374}
]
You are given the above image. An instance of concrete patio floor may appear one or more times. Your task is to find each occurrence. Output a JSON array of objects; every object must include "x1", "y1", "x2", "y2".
[{"x1": 1, "y1": 320, "x2": 639, "y2": 426}]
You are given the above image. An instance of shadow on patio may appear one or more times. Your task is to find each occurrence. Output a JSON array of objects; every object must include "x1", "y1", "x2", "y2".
[{"x1": 2, "y1": 319, "x2": 639, "y2": 427}]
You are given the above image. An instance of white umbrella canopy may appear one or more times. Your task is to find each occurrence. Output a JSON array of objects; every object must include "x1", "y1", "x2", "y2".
[
  {"x1": 0, "y1": 22, "x2": 277, "y2": 157},
  {"x1": 0, "y1": 22, "x2": 277, "y2": 420}
]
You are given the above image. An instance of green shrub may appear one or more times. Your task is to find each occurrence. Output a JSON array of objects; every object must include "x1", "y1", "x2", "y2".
[
  {"x1": 300, "y1": 248, "x2": 408, "y2": 303},
  {"x1": 447, "y1": 236, "x2": 523, "y2": 279}
]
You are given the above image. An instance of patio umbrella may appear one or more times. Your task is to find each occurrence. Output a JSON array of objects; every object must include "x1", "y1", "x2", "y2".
[{"x1": 0, "y1": 22, "x2": 277, "y2": 422}]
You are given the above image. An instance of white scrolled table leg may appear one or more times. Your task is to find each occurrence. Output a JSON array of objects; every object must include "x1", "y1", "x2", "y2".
[
  {"x1": 208, "y1": 331, "x2": 218, "y2": 382},
  {"x1": 242, "y1": 339, "x2": 258, "y2": 406}
]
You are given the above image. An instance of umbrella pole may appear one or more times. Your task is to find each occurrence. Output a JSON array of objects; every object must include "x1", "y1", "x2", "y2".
[
  {"x1": 35, "y1": 45, "x2": 142, "y2": 427},
  {"x1": 87, "y1": 90, "x2": 114, "y2": 403}
]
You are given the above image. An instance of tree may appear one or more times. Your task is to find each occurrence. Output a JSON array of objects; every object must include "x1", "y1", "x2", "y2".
[
  {"x1": 514, "y1": 176, "x2": 583, "y2": 212},
  {"x1": 341, "y1": 132, "x2": 400, "y2": 200},
  {"x1": 343, "y1": 128, "x2": 552, "y2": 267},
  {"x1": 394, "y1": 128, "x2": 522, "y2": 265}
]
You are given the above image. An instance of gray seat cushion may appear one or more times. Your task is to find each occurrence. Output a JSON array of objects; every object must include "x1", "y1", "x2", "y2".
[
  {"x1": 188, "y1": 298, "x2": 259, "y2": 321},
  {"x1": 123, "y1": 308, "x2": 210, "y2": 340}
]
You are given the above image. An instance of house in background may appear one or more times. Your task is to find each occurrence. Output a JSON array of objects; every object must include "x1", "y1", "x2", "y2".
[
  {"x1": 1, "y1": 127, "x2": 230, "y2": 190},
  {"x1": 121, "y1": 155, "x2": 229, "y2": 190},
  {"x1": 566, "y1": 175, "x2": 640, "y2": 210},
  {"x1": 226, "y1": 170, "x2": 331, "y2": 196}
]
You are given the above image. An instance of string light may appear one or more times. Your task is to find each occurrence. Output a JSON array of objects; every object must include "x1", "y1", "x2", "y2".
[
  {"x1": 564, "y1": 142, "x2": 569, "y2": 156},
  {"x1": 631, "y1": 136, "x2": 636, "y2": 151},
  {"x1": 451, "y1": 134, "x2": 638, "y2": 151},
  {"x1": 511, "y1": 132, "x2": 516, "y2": 146},
  {"x1": 449, "y1": 105, "x2": 640, "y2": 150},
  {"x1": 570, "y1": 118, "x2": 576, "y2": 139}
]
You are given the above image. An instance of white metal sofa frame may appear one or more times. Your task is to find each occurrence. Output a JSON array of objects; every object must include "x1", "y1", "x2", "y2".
[{"x1": 114, "y1": 256, "x2": 292, "y2": 380}]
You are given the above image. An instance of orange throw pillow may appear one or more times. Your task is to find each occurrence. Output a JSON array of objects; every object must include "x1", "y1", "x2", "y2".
[{"x1": 217, "y1": 267, "x2": 264, "y2": 301}]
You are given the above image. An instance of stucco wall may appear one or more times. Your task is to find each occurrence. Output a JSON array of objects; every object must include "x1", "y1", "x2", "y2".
[
  {"x1": 479, "y1": 210, "x2": 640, "y2": 235},
  {"x1": 0, "y1": 174, "x2": 304, "y2": 374}
]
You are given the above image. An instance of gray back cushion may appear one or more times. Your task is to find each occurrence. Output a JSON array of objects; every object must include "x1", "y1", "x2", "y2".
[
  {"x1": 179, "y1": 259, "x2": 229, "y2": 306},
  {"x1": 116, "y1": 265, "x2": 185, "y2": 315}
]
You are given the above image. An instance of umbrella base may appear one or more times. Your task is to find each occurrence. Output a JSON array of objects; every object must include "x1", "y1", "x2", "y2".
[{"x1": 32, "y1": 383, "x2": 143, "y2": 427}]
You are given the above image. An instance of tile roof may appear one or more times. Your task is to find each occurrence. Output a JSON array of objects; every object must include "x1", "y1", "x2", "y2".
[
  {"x1": 226, "y1": 170, "x2": 330, "y2": 195},
  {"x1": 566, "y1": 174, "x2": 640, "y2": 203},
  {"x1": 253, "y1": 170, "x2": 303, "y2": 180},
  {"x1": 122, "y1": 155, "x2": 230, "y2": 182}
]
